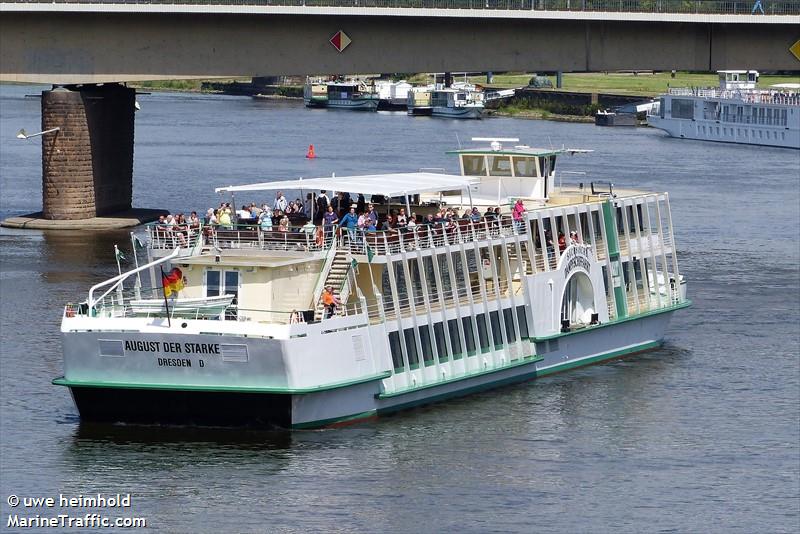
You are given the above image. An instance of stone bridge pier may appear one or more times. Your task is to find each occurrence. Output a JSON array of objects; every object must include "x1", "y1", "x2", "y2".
[{"x1": 2, "y1": 83, "x2": 165, "y2": 229}]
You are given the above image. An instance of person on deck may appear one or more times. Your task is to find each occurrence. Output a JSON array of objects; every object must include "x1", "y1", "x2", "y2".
[
  {"x1": 315, "y1": 191, "x2": 330, "y2": 225},
  {"x1": 396, "y1": 208, "x2": 407, "y2": 228},
  {"x1": 340, "y1": 205, "x2": 359, "y2": 242},
  {"x1": 322, "y1": 285, "x2": 340, "y2": 319},
  {"x1": 323, "y1": 205, "x2": 339, "y2": 227},
  {"x1": 219, "y1": 207, "x2": 232, "y2": 228},
  {"x1": 366, "y1": 204, "x2": 378, "y2": 227},
  {"x1": 274, "y1": 191, "x2": 288, "y2": 213},
  {"x1": 470, "y1": 207, "x2": 482, "y2": 222},
  {"x1": 331, "y1": 192, "x2": 342, "y2": 216},
  {"x1": 513, "y1": 199, "x2": 526, "y2": 233},
  {"x1": 381, "y1": 215, "x2": 395, "y2": 232},
  {"x1": 259, "y1": 208, "x2": 273, "y2": 231},
  {"x1": 304, "y1": 193, "x2": 314, "y2": 219}
]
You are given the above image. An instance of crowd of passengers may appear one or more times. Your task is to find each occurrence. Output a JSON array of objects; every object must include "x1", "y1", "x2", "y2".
[{"x1": 153, "y1": 191, "x2": 530, "y2": 239}]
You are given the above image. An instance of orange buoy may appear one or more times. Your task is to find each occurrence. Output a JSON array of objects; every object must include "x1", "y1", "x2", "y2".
[{"x1": 306, "y1": 144, "x2": 316, "y2": 159}]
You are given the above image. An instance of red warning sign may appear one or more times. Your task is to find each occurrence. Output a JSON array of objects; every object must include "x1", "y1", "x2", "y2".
[{"x1": 329, "y1": 31, "x2": 352, "y2": 53}]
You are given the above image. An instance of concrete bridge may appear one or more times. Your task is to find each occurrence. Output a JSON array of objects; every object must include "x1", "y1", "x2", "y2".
[
  {"x1": 2, "y1": 1, "x2": 799, "y2": 83},
  {"x1": 1, "y1": 0, "x2": 798, "y2": 226}
]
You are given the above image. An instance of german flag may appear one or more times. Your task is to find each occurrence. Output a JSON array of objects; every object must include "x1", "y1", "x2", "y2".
[{"x1": 161, "y1": 267, "x2": 184, "y2": 298}]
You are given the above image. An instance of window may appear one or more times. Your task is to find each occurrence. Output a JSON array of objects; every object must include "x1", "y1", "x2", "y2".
[
  {"x1": 205, "y1": 269, "x2": 239, "y2": 320},
  {"x1": 476, "y1": 314, "x2": 490, "y2": 351},
  {"x1": 490, "y1": 310, "x2": 503, "y2": 347},
  {"x1": 434, "y1": 322, "x2": 448, "y2": 361},
  {"x1": 487, "y1": 155, "x2": 512, "y2": 177},
  {"x1": 403, "y1": 328, "x2": 419, "y2": 367},
  {"x1": 516, "y1": 306, "x2": 529, "y2": 339},
  {"x1": 503, "y1": 308, "x2": 517, "y2": 343},
  {"x1": 448, "y1": 319, "x2": 463, "y2": 358},
  {"x1": 512, "y1": 157, "x2": 537, "y2": 177},
  {"x1": 462, "y1": 155, "x2": 486, "y2": 176},
  {"x1": 206, "y1": 270, "x2": 221, "y2": 297},
  {"x1": 461, "y1": 317, "x2": 476, "y2": 355},
  {"x1": 419, "y1": 325, "x2": 434, "y2": 365},
  {"x1": 389, "y1": 331, "x2": 403, "y2": 369},
  {"x1": 671, "y1": 99, "x2": 694, "y2": 119}
]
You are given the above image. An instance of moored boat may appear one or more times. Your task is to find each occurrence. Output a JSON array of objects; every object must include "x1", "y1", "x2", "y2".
[
  {"x1": 304, "y1": 79, "x2": 378, "y2": 111},
  {"x1": 55, "y1": 138, "x2": 689, "y2": 429},
  {"x1": 375, "y1": 79, "x2": 413, "y2": 111},
  {"x1": 647, "y1": 70, "x2": 800, "y2": 149},
  {"x1": 430, "y1": 88, "x2": 484, "y2": 119}
]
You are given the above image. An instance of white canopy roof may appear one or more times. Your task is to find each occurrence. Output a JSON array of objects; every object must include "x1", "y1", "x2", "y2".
[{"x1": 215, "y1": 172, "x2": 475, "y2": 196}]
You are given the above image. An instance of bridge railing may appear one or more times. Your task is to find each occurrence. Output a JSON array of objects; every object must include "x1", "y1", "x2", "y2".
[{"x1": 4, "y1": 0, "x2": 799, "y2": 16}]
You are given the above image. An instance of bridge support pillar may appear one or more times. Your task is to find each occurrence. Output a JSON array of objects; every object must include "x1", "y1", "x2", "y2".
[
  {"x1": 41, "y1": 84, "x2": 134, "y2": 219},
  {"x1": 1, "y1": 84, "x2": 166, "y2": 229}
]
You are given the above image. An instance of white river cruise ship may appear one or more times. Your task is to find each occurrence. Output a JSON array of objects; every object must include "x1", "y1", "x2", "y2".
[
  {"x1": 55, "y1": 138, "x2": 690, "y2": 429},
  {"x1": 647, "y1": 70, "x2": 800, "y2": 149}
]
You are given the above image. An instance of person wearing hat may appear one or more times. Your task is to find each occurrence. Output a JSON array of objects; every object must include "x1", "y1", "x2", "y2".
[
  {"x1": 322, "y1": 285, "x2": 340, "y2": 319},
  {"x1": 569, "y1": 230, "x2": 581, "y2": 245}
]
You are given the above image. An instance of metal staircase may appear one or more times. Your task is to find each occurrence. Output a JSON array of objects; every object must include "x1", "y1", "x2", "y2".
[{"x1": 313, "y1": 248, "x2": 352, "y2": 321}]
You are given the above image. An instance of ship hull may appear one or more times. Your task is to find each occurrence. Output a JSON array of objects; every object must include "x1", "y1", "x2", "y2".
[
  {"x1": 431, "y1": 106, "x2": 483, "y2": 119},
  {"x1": 648, "y1": 115, "x2": 799, "y2": 149},
  {"x1": 57, "y1": 308, "x2": 680, "y2": 429}
]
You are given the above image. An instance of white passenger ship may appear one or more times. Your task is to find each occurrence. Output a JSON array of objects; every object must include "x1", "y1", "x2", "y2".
[
  {"x1": 55, "y1": 138, "x2": 689, "y2": 429},
  {"x1": 647, "y1": 70, "x2": 800, "y2": 149}
]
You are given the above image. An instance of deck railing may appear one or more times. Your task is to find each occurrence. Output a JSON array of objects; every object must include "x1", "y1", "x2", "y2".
[
  {"x1": 340, "y1": 215, "x2": 526, "y2": 256},
  {"x1": 666, "y1": 88, "x2": 800, "y2": 106},
  {"x1": 6, "y1": 0, "x2": 799, "y2": 16},
  {"x1": 145, "y1": 222, "x2": 337, "y2": 253}
]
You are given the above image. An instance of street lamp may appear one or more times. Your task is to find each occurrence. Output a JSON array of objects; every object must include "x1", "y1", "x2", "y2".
[{"x1": 16, "y1": 127, "x2": 60, "y2": 140}]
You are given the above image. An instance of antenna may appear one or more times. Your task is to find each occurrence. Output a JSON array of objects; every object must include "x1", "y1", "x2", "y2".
[{"x1": 471, "y1": 137, "x2": 519, "y2": 152}]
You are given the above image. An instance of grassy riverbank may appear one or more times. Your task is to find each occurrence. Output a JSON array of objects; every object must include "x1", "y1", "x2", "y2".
[{"x1": 130, "y1": 79, "x2": 250, "y2": 92}]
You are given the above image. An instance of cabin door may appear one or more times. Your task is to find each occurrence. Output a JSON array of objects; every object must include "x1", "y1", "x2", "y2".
[{"x1": 205, "y1": 269, "x2": 240, "y2": 320}]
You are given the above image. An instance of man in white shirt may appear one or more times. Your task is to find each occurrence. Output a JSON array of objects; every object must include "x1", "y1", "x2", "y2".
[
  {"x1": 236, "y1": 205, "x2": 251, "y2": 220},
  {"x1": 274, "y1": 191, "x2": 288, "y2": 213}
]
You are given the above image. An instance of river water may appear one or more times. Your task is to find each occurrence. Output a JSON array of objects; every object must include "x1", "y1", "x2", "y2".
[{"x1": 1, "y1": 84, "x2": 798, "y2": 532}]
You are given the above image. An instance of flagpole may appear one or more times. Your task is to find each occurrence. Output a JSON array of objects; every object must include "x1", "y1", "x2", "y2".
[
  {"x1": 160, "y1": 266, "x2": 172, "y2": 327},
  {"x1": 130, "y1": 232, "x2": 142, "y2": 300},
  {"x1": 114, "y1": 244, "x2": 125, "y2": 307}
]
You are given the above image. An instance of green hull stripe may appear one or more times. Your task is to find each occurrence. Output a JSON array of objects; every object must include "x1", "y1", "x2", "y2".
[
  {"x1": 378, "y1": 354, "x2": 544, "y2": 399},
  {"x1": 535, "y1": 340, "x2": 661, "y2": 377},
  {"x1": 377, "y1": 339, "x2": 662, "y2": 416},
  {"x1": 52, "y1": 370, "x2": 392, "y2": 395},
  {"x1": 533, "y1": 300, "x2": 690, "y2": 341}
]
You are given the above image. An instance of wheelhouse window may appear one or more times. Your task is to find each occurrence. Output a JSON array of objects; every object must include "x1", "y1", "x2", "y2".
[
  {"x1": 462, "y1": 155, "x2": 487, "y2": 176},
  {"x1": 512, "y1": 157, "x2": 537, "y2": 177},
  {"x1": 487, "y1": 155, "x2": 512, "y2": 176}
]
